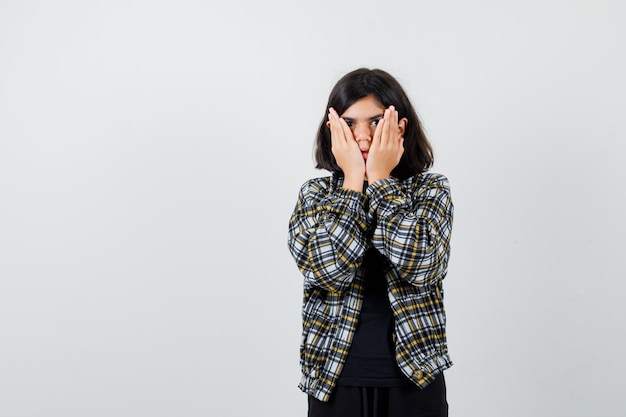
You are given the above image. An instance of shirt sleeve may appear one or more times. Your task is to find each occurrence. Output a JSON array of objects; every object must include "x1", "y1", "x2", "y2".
[
  {"x1": 288, "y1": 179, "x2": 368, "y2": 293},
  {"x1": 365, "y1": 174, "x2": 453, "y2": 288}
]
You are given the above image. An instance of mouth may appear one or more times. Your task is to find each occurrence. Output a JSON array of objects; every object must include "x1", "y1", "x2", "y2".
[{"x1": 361, "y1": 151, "x2": 369, "y2": 160}]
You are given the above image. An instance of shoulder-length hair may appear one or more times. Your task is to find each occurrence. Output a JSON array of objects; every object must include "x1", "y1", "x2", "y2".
[{"x1": 314, "y1": 68, "x2": 433, "y2": 179}]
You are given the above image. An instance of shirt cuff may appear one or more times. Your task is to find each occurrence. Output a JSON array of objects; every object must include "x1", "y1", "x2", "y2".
[
  {"x1": 323, "y1": 187, "x2": 367, "y2": 229},
  {"x1": 365, "y1": 178, "x2": 408, "y2": 217}
]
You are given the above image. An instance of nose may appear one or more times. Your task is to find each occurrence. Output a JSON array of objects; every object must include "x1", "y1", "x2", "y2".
[{"x1": 352, "y1": 122, "x2": 373, "y2": 143}]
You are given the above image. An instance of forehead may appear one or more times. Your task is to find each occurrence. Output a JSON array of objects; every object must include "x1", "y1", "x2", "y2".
[{"x1": 341, "y1": 95, "x2": 384, "y2": 118}]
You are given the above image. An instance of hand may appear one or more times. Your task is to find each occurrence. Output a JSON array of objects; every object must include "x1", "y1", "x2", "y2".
[
  {"x1": 327, "y1": 107, "x2": 366, "y2": 190},
  {"x1": 366, "y1": 105, "x2": 405, "y2": 183}
]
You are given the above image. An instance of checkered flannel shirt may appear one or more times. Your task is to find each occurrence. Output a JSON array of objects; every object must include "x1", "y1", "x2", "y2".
[{"x1": 288, "y1": 172, "x2": 454, "y2": 402}]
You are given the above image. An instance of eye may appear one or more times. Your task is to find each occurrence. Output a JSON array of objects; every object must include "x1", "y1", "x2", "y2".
[
  {"x1": 343, "y1": 120, "x2": 354, "y2": 127},
  {"x1": 370, "y1": 119, "x2": 381, "y2": 127}
]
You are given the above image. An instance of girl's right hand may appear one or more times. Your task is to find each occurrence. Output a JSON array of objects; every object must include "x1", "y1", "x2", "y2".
[{"x1": 327, "y1": 108, "x2": 365, "y2": 191}]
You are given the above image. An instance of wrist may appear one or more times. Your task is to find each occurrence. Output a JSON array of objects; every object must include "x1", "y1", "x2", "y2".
[
  {"x1": 366, "y1": 171, "x2": 391, "y2": 184},
  {"x1": 342, "y1": 173, "x2": 365, "y2": 191}
]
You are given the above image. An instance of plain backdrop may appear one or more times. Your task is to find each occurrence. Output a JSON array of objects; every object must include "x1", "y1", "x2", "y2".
[{"x1": 1, "y1": 1, "x2": 625, "y2": 416}]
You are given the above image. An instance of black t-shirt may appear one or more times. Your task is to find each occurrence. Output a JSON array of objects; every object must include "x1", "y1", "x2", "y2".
[{"x1": 337, "y1": 247, "x2": 410, "y2": 387}]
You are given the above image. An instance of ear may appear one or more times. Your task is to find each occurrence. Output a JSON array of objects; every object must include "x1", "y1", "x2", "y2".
[{"x1": 398, "y1": 117, "x2": 408, "y2": 135}]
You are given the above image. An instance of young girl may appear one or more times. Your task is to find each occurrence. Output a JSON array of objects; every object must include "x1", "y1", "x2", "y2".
[{"x1": 288, "y1": 68, "x2": 453, "y2": 417}]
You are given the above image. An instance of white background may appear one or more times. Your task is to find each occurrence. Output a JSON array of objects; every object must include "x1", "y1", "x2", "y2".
[{"x1": 1, "y1": 1, "x2": 625, "y2": 416}]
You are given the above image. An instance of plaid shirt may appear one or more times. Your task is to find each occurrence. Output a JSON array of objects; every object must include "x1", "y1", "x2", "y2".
[{"x1": 288, "y1": 172, "x2": 453, "y2": 402}]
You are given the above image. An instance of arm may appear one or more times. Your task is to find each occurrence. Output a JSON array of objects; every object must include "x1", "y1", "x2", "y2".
[
  {"x1": 366, "y1": 174, "x2": 453, "y2": 288},
  {"x1": 288, "y1": 179, "x2": 368, "y2": 293}
]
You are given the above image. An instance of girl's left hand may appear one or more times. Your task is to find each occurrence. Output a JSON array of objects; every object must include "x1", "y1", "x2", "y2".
[{"x1": 366, "y1": 105, "x2": 405, "y2": 183}]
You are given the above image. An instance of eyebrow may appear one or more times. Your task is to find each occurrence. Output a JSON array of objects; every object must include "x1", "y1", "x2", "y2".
[{"x1": 341, "y1": 114, "x2": 384, "y2": 122}]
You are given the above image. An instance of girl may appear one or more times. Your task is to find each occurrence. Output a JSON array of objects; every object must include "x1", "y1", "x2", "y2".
[{"x1": 288, "y1": 68, "x2": 453, "y2": 417}]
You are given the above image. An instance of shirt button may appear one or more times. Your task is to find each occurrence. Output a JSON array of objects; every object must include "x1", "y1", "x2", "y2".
[{"x1": 412, "y1": 370, "x2": 424, "y2": 379}]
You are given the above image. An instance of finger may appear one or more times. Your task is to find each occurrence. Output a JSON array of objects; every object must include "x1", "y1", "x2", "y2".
[
  {"x1": 330, "y1": 107, "x2": 356, "y2": 145},
  {"x1": 392, "y1": 107, "x2": 399, "y2": 139},
  {"x1": 328, "y1": 107, "x2": 339, "y2": 129},
  {"x1": 372, "y1": 117, "x2": 384, "y2": 148},
  {"x1": 338, "y1": 116, "x2": 355, "y2": 143},
  {"x1": 386, "y1": 106, "x2": 400, "y2": 146},
  {"x1": 328, "y1": 108, "x2": 345, "y2": 145},
  {"x1": 328, "y1": 113, "x2": 343, "y2": 157},
  {"x1": 381, "y1": 106, "x2": 393, "y2": 145}
]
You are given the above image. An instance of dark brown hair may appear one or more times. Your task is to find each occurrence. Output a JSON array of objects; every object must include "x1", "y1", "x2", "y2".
[{"x1": 314, "y1": 68, "x2": 433, "y2": 179}]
